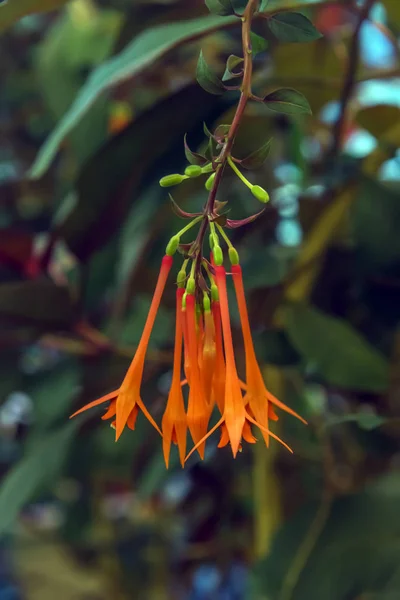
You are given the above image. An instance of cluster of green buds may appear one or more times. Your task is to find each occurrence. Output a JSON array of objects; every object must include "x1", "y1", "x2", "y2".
[
  {"x1": 159, "y1": 156, "x2": 269, "y2": 204},
  {"x1": 159, "y1": 126, "x2": 270, "y2": 204}
]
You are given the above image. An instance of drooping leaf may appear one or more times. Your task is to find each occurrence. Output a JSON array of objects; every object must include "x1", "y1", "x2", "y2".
[
  {"x1": 57, "y1": 85, "x2": 218, "y2": 261},
  {"x1": 250, "y1": 31, "x2": 268, "y2": 56},
  {"x1": 222, "y1": 54, "x2": 244, "y2": 81},
  {"x1": 268, "y1": 12, "x2": 322, "y2": 43},
  {"x1": 325, "y1": 413, "x2": 388, "y2": 431},
  {"x1": 205, "y1": 0, "x2": 235, "y2": 16},
  {"x1": 0, "y1": 0, "x2": 68, "y2": 33},
  {"x1": 196, "y1": 50, "x2": 226, "y2": 95},
  {"x1": 29, "y1": 14, "x2": 237, "y2": 178},
  {"x1": 27, "y1": 362, "x2": 81, "y2": 430},
  {"x1": 0, "y1": 421, "x2": 78, "y2": 536},
  {"x1": 254, "y1": 475, "x2": 400, "y2": 600},
  {"x1": 241, "y1": 137, "x2": 272, "y2": 169},
  {"x1": 0, "y1": 279, "x2": 74, "y2": 328},
  {"x1": 264, "y1": 88, "x2": 312, "y2": 115},
  {"x1": 285, "y1": 303, "x2": 389, "y2": 392},
  {"x1": 184, "y1": 134, "x2": 208, "y2": 166}
]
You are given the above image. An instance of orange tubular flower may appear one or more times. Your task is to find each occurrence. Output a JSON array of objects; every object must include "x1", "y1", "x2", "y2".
[
  {"x1": 70, "y1": 255, "x2": 173, "y2": 438},
  {"x1": 200, "y1": 306, "x2": 216, "y2": 406},
  {"x1": 161, "y1": 288, "x2": 187, "y2": 468},
  {"x1": 231, "y1": 264, "x2": 307, "y2": 433},
  {"x1": 186, "y1": 266, "x2": 292, "y2": 461},
  {"x1": 186, "y1": 293, "x2": 211, "y2": 459},
  {"x1": 210, "y1": 300, "x2": 225, "y2": 414}
]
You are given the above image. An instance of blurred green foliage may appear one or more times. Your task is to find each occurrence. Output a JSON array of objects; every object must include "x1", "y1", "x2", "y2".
[{"x1": 0, "y1": 0, "x2": 399, "y2": 598}]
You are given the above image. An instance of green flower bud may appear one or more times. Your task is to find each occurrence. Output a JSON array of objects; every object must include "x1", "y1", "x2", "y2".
[
  {"x1": 213, "y1": 245, "x2": 224, "y2": 266},
  {"x1": 177, "y1": 269, "x2": 186, "y2": 288},
  {"x1": 184, "y1": 165, "x2": 202, "y2": 178},
  {"x1": 205, "y1": 173, "x2": 216, "y2": 191},
  {"x1": 228, "y1": 247, "x2": 240, "y2": 266},
  {"x1": 186, "y1": 277, "x2": 196, "y2": 295},
  {"x1": 251, "y1": 185, "x2": 270, "y2": 203},
  {"x1": 159, "y1": 174, "x2": 185, "y2": 188},
  {"x1": 203, "y1": 294, "x2": 211, "y2": 312},
  {"x1": 211, "y1": 284, "x2": 219, "y2": 302},
  {"x1": 209, "y1": 233, "x2": 215, "y2": 250},
  {"x1": 165, "y1": 235, "x2": 180, "y2": 256}
]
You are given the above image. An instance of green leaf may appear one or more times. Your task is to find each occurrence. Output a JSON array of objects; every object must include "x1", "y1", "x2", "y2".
[
  {"x1": 27, "y1": 362, "x2": 81, "y2": 430},
  {"x1": 264, "y1": 87, "x2": 312, "y2": 115},
  {"x1": 325, "y1": 413, "x2": 388, "y2": 431},
  {"x1": 0, "y1": 421, "x2": 78, "y2": 536},
  {"x1": 250, "y1": 31, "x2": 268, "y2": 56},
  {"x1": 0, "y1": 279, "x2": 74, "y2": 328},
  {"x1": 58, "y1": 85, "x2": 218, "y2": 260},
  {"x1": 184, "y1": 134, "x2": 208, "y2": 165},
  {"x1": 268, "y1": 11, "x2": 322, "y2": 43},
  {"x1": 29, "y1": 14, "x2": 236, "y2": 179},
  {"x1": 285, "y1": 303, "x2": 389, "y2": 392},
  {"x1": 222, "y1": 54, "x2": 244, "y2": 81},
  {"x1": 255, "y1": 475, "x2": 400, "y2": 600},
  {"x1": 241, "y1": 137, "x2": 272, "y2": 169},
  {"x1": 205, "y1": 0, "x2": 235, "y2": 15},
  {"x1": 0, "y1": 0, "x2": 68, "y2": 33},
  {"x1": 196, "y1": 50, "x2": 225, "y2": 95}
]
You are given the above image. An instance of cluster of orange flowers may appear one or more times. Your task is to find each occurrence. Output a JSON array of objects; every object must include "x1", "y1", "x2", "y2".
[{"x1": 71, "y1": 253, "x2": 306, "y2": 467}]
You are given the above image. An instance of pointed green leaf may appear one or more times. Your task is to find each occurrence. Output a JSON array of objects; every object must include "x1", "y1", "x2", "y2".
[
  {"x1": 205, "y1": 0, "x2": 234, "y2": 16},
  {"x1": 29, "y1": 14, "x2": 236, "y2": 179},
  {"x1": 0, "y1": 421, "x2": 78, "y2": 536},
  {"x1": 222, "y1": 54, "x2": 244, "y2": 81},
  {"x1": 264, "y1": 88, "x2": 312, "y2": 115},
  {"x1": 241, "y1": 137, "x2": 272, "y2": 169},
  {"x1": 326, "y1": 413, "x2": 388, "y2": 431},
  {"x1": 184, "y1": 134, "x2": 208, "y2": 166},
  {"x1": 259, "y1": 0, "x2": 270, "y2": 11},
  {"x1": 268, "y1": 12, "x2": 322, "y2": 43},
  {"x1": 250, "y1": 31, "x2": 268, "y2": 56},
  {"x1": 285, "y1": 304, "x2": 389, "y2": 392},
  {"x1": 196, "y1": 50, "x2": 226, "y2": 95}
]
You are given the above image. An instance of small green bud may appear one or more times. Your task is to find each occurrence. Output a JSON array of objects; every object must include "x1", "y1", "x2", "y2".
[
  {"x1": 228, "y1": 247, "x2": 240, "y2": 266},
  {"x1": 213, "y1": 245, "x2": 224, "y2": 266},
  {"x1": 165, "y1": 235, "x2": 180, "y2": 256},
  {"x1": 209, "y1": 233, "x2": 215, "y2": 250},
  {"x1": 203, "y1": 294, "x2": 211, "y2": 312},
  {"x1": 186, "y1": 276, "x2": 196, "y2": 295},
  {"x1": 251, "y1": 185, "x2": 270, "y2": 203},
  {"x1": 184, "y1": 165, "x2": 202, "y2": 178},
  {"x1": 202, "y1": 163, "x2": 213, "y2": 174},
  {"x1": 177, "y1": 269, "x2": 186, "y2": 287},
  {"x1": 205, "y1": 173, "x2": 216, "y2": 191},
  {"x1": 159, "y1": 174, "x2": 185, "y2": 188},
  {"x1": 182, "y1": 292, "x2": 187, "y2": 309},
  {"x1": 211, "y1": 284, "x2": 219, "y2": 302}
]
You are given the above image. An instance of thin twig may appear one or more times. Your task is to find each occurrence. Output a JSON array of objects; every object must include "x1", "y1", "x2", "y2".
[{"x1": 328, "y1": 0, "x2": 376, "y2": 160}]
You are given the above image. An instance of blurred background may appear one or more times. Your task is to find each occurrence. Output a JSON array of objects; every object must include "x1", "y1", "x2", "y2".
[{"x1": 0, "y1": 0, "x2": 399, "y2": 598}]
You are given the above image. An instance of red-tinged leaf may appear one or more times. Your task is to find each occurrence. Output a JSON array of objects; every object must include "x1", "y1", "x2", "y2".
[
  {"x1": 226, "y1": 208, "x2": 265, "y2": 228},
  {"x1": 263, "y1": 88, "x2": 312, "y2": 115},
  {"x1": 241, "y1": 137, "x2": 272, "y2": 170},
  {"x1": 169, "y1": 194, "x2": 202, "y2": 219},
  {"x1": 184, "y1": 134, "x2": 208, "y2": 166}
]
